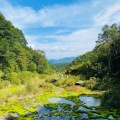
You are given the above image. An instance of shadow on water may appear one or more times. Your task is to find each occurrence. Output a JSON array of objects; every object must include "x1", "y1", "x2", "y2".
[{"x1": 12, "y1": 93, "x2": 119, "y2": 120}]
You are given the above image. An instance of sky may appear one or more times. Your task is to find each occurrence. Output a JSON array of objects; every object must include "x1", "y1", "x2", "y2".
[{"x1": 0, "y1": 0, "x2": 120, "y2": 59}]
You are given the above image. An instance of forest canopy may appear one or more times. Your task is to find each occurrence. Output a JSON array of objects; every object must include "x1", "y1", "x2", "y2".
[
  {"x1": 66, "y1": 23, "x2": 120, "y2": 108},
  {"x1": 67, "y1": 23, "x2": 120, "y2": 82},
  {"x1": 0, "y1": 13, "x2": 50, "y2": 74}
]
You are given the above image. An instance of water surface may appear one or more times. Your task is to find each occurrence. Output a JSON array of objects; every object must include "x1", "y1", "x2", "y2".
[
  {"x1": 79, "y1": 95, "x2": 101, "y2": 106},
  {"x1": 36, "y1": 105, "x2": 52, "y2": 115},
  {"x1": 48, "y1": 97, "x2": 75, "y2": 106}
]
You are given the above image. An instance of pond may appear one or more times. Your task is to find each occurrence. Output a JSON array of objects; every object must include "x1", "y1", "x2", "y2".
[
  {"x1": 78, "y1": 106, "x2": 90, "y2": 111},
  {"x1": 79, "y1": 95, "x2": 101, "y2": 106},
  {"x1": 34, "y1": 97, "x2": 75, "y2": 119},
  {"x1": 35, "y1": 96, "x2": 100, "y2": 119},
  {"x1": 36, "y1": 105, "x2": 52, "y2": 116},
  {"x1": 47, "y1": 97, "x2": 75, "y2": 106},
  {"x1": 34, "y1": 96, "x2": 115, "y2": 120},
  {"x1": 35, "y1": 116, "x2": 71, "y2": 120}
]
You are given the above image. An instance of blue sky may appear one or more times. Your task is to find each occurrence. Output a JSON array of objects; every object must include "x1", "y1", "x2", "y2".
[{"x1": 0, "y1": 0, "x2": 120, "y2": 59}]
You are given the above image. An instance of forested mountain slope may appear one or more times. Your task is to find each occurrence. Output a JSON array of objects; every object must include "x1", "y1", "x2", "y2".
[
  {"x1": 0, "y1": 13, "x2": 50, "y2": 74},
  {"x1": 66, "y1": 24, "x2": 120, "y2": 109},
  {"x1": 67, "y1": 24, "x2": 120, "y2": 81},
  {"x1": 49, "y1": 57, "x2": 75, "y2": 72},
  {"x1": 49, "y1": 57, "x2": 75, "y2": 64}
]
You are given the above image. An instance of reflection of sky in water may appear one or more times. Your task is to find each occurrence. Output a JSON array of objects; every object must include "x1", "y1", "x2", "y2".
[
  {"x1": 24, "y1": 102, "x2": 30, "y2": 108},
  {"x1": 48, "y1": 97, "x2": 75, "y2": 106},
  {"x1": 36, "y1": 105, "x2": 52, "y2": 115},
  {"x1": 58, "y1": 105, "x2": 62, "y2": 111},
  {"x1": 108, "y1": 115, "x2": 114, "y2": 119},
  {"x1": 81, "y1": 113, "x2": 88, "y2": 119},
  {"x1": 79, "y1": 96, "x2": 101, "y2": 106},
  {"x1": 36, "y1": 116, "x2": 70, "y2": 120},
  {"x1": 78, "y1": 106, "x2": 90, "y2": 111},
  {"x1": 35, "y1": 104, "x2": 72, "y2": 120}
]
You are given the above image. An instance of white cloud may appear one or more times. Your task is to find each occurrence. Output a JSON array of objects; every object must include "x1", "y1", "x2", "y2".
[
  {"x1": 26, "y1": 28, "x2": 98, "y2": 59},
  {"x1": 0, "y1": 0, "x2": 86, "y2": 29},
  {"x1": 93, "y1": 1, "x2": 120, "y2": 26},
  {"x1": 1, "y1": 0, "x2": 120, "y2": 59}
]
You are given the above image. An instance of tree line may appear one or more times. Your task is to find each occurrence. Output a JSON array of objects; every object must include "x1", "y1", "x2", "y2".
[
  {"x1": 0, "y1": 13, "x2": 51, "y2": 77},
  {"x1": 66, "y1": 23, "x2": 120, "y2": 109}
]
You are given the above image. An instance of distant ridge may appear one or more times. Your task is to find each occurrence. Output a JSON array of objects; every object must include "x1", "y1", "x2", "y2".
[{"x1": 49, "y1": 57, "x2": 75, "y2": 64}]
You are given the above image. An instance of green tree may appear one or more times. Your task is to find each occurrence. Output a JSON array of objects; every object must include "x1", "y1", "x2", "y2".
[{"x1": 0, "y1": 13, "x2": 51, "y2": 74}]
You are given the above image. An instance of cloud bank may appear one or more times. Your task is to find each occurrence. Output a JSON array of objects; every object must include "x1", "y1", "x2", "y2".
[{"x1": 0, "y1": 0, "x2": 120, "y2": 59}]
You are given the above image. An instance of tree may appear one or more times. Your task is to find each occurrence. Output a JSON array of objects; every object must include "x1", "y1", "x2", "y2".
[
  {"x1": 0, "y1": 13, "x2": 50, "y2": 74},
  {"x1": 96, "y1": 24, "x2": 120, "y2": 81}
]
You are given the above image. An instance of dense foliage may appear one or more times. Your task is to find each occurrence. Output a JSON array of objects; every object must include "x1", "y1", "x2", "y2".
[
  {"x1": 66, "y1": 23, "x2": 120, "y2": 109},
  {"x1": 0, "y1": 13, "x2": 50, "y2": 75},
  {"x1": 52, "y1": 63, "x2": 69, "y2": 72}
]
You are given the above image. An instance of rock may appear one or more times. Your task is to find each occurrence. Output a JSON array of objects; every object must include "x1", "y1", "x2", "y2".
[
  {"x1": 75, "y1": 81, "x2": 84, "y2": 85},
  {"x1": 10, "y1": 113, "x2": 20, "y2": 118},
  {"x1": 0, "y1": 116, "x2": 6, "y2": 120},
  {"x1": 0, "y1": 113, "x2": 13, "y2": 120},
  {"x1": 52, "y1": 78, "x2": 59, "y2": 82},
  {"x1": 4, "y1": 113, "x2": 12, "y2": 120}
]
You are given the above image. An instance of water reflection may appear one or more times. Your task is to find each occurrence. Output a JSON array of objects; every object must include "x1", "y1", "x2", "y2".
[
  {"x1": 36, "y1": 116, "x2": 70, "y2": 120},
  {"x1": 48, "y1": 97, "x2": 75, "y2": 106},
  {"x1": 78, "y1": 106, "x2": 90, "y2": 111},
  {"x1": 79, "y1": 96, "x2": 101, "y2": 106},
  {"x1": 36, "y1": 105, "x2": 52, "y2": 116}
]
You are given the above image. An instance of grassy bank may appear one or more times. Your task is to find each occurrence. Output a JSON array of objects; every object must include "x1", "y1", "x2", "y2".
[
  {"x1": 0, "y1": 72, "x2": 119, "y2": 120},
  {"x1": 0, "y1": 72, "x2": 54, "y2": 105},
  {"x1": 0, "y1": 72, "x2": 102, "y2": 116}
]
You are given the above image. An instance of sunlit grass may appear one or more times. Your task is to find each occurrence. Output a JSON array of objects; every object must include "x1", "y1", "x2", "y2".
[{"x1": 0, "y1": 72, "x2": 107, "y2": 118}]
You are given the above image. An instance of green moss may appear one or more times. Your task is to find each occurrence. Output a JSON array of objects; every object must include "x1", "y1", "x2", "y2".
[
  {"x1": 25, "y1": 108, "x2": 35, "y2": 113},
  {"x1": 49, "y1": 111, "x2": 66, "y2": 117},
  {"x1": 71, "y1": 111, "x2": 80, "y2": 118},
  {"x1": 60, "y1": 103, "x2": 71, "y2": 110},
  {"x1": 73, "y1": 105, "x2": 79, "y2": 111},
  {"x1": 17, "y1": 116, "x2": 34, "y2": 120},
  {"x1": 87, "y1": 111, "x2": 99, "y2": 119},
  {"x1": 67, "y1": 95, "x2": 79, "y2": 102},
  {"x1": 44, "y1": 104, "x2": 58, "y2": 110},
  {"x1": 77, "y1": 110, "x2": 87, "y2": 113},
  {"x1": 0, "y1": 74, "x2": 119, "y2": 119},
  {"x1": 0, "y1": 111, "x2": 4, "y2": 115}
]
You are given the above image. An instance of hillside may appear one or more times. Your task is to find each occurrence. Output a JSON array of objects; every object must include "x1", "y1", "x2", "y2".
[
  {"x1": 66, "y1": 24, "x2": 120, "y2": 109},
  {"x1": 0, "y1": 13, "x2": 50, "y2": 74},
  {"x1": 49, "y1": 57, "x2": 75, "y2": 64}
]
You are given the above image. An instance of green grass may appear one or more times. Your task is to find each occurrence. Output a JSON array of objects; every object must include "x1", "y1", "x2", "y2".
[
  {"x1": 54, "y1": 75, "x2": 79, "y2": 86},
  {"x1": 0, "y1": 72, "x2": 119, "y2": 119},
  {"x1": 45, "y1": 74, "x2": 79, "y2": 87}
]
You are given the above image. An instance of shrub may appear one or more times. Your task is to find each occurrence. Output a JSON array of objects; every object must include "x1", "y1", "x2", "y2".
[
  {"x1": 28, "y1": 63, "x2": 36, "y2": 72},
  {"x1": 102, "y1": 88, "x2": 120, "y2": 109},
  {"x1": 82, "y1": 77, "x2": 102, "y2": 90},
  {"x1": 55, "y1": 75, "x2": 78, "y2": 86},
  {"x1": 0, "y1": 80, "x2": 10, "y2": 89}
]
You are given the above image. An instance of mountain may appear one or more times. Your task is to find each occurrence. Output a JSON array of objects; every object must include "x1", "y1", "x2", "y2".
[
  {"x1": 49, "y1": 57, "x2": 75, "y2": 64},
  {"x1": 0, "y1": 13, "x2": 50, "y2": 74}
]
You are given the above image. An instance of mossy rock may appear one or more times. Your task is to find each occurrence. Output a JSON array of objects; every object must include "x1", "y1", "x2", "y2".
[
  {"x1": 44, "y1": 103, "x2": 58, "y2": 110},
  {"x1": 17, "y1": 116, "x2": 34, "y2": 120},
  {"x1": 71, "y1": 111, "x2": 81, "y2": 118},
  {"x1": 60, "y1": 103, "x2": 71, "y2": 110},
  {"x1": 49, "y1": 111, "x2": 66, "y2": 117}
]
